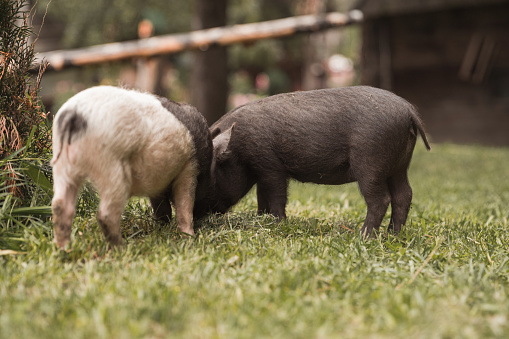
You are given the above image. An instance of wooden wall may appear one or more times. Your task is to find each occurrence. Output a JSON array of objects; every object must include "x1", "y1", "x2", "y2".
[{"x1": 360, "y1": 4, "x2": 509, "y2": 146}]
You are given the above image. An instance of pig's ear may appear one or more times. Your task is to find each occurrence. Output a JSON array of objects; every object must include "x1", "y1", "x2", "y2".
[
  {"x1": 210, "y1": 126, "x2": 222, "y2": 139},
  {"x1": 213, "y1": 123, "x2": 235, "y2": 161}
]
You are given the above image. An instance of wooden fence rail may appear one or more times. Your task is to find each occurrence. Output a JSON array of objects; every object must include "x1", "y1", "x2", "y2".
[{"x1": 35, "y1": 11, "x2": 363, "y2": 71}]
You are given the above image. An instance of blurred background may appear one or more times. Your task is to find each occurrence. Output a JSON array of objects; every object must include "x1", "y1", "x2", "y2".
[{"x1": 31, "y1": 0, "x2": 509, "y2": 146}]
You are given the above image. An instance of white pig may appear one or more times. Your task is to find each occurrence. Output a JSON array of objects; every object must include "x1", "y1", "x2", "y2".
[{"x1": 51, "y1": 86, "x2": 211, "y2": 248}]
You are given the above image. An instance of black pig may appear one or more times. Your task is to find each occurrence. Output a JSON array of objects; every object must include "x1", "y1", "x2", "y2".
[{"x1": 199, "y1": 86, "x2": 431, "y2": 237}]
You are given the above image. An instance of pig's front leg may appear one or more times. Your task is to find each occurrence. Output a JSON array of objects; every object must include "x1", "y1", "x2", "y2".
[
  {"x1": 256, "y1": 173, "x2": 288, "y2": 219},
  {"x1": 150, "y1": 191, "x2": 173, "y2": 223},
  {"x1": 172, "y1": 161, "x2": 197, "y2": 236}
]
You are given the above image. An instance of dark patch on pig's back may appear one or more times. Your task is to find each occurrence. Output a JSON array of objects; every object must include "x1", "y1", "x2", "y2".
[{"x1": 156, "y1": 97, "x2": 212, "y2": 191}]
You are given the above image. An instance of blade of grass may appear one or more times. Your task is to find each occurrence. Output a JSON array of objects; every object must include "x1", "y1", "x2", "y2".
[
  {"x1": 23, "y1": 161, "x2": 53, "y2": 195},
  {"x1": 9, "y1": 205, "x2": 52, "y2": 217}
]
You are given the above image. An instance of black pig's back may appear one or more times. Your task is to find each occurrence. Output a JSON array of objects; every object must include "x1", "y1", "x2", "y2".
[{"x1": 212, "y1": 86, "x2": 420, "y2": 185}]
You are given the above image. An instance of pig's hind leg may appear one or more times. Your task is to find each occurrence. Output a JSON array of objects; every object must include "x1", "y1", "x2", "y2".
[
  {"x1": 256, "y1": 171, "x2": 288, "y2": 219},
  {"x1": 94, "y1": 162, "x2": 131, "y2": 246},
  {"x1": 52, "y1": 166, "x2": 83, "y2": 249},
  {"x1": 358, "y1": 179, "x2": 391, "y2": 238},
  {"x1": 387, "y1": 171, "x2": 412, "y2": 233}
]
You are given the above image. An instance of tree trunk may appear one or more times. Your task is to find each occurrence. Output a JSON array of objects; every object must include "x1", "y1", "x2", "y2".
[
  {"x1": 191, "y1": 0, "x2": 228, "y2": 125},
  {"x1": 302, "y1": 0, "x2": 328, "y2": 91}
]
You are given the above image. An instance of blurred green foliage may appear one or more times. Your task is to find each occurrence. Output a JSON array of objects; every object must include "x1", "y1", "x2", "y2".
[
  {"x1": 36, "y1": 0, "x2": 360, "y2": 105},
  {"x1": 36, "y1": 0, "x2": 357, "y2": 48},
  {"x1": 36, "y1": 0, "x2": 193, "y2": 47}
]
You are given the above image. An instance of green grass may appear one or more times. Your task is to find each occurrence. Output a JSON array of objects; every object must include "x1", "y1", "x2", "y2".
[{"x1": 1, "y1": 143, "x2": 509, "y2": 338}]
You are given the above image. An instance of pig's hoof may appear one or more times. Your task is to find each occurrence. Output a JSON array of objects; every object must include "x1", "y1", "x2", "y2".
[
  {"x1": 54, "y1": 237, "x2": 71, "y2": 250},
  {"x1": 179, "y1": 228, "x2": 195, "y2": 237},
  {"x1": 361, "y1": 227, "x2": 375, "y2": 239},
  {"x1": 106, "y1": 234, "x2": 123, "y2": 247}
]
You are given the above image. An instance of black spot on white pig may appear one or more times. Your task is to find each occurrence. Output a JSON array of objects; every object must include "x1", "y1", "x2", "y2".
[
  {"x1": 151, "y1": 97, "x2": 212, "y2": 221},
  {"x1": 51, "y1": 86, "x2": 211, "y2": 248},
  {"x1": 199, "y1": 86, "x2": 430, "y2": 237}
]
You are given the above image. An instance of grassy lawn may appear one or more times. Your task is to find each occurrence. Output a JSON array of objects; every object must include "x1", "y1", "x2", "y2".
[{"x1": 1, "y1": 143, "x2": 508, "y2": 338}]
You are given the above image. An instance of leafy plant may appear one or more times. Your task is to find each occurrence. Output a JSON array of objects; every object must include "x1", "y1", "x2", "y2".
[
  {"x1": 0, "y1": 0, "x2": 55, "y2": 250},
  {"x1": 1, "y1": 0, "x2": 49, "y2": 159},
  {"x1": 0, "y1": 149, "x2": 53, "y2": 251},
  {"x1": 1, "y1": 0, "x2": 51, "y2": 210}
]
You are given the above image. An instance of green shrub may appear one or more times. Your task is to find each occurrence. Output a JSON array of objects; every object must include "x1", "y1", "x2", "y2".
[
  {"x1": 1, "y1": 0, "x2": 50, "y2": 160},
  {"x1": 0, "y1": 0, "x2": 53, "y2": 249}
]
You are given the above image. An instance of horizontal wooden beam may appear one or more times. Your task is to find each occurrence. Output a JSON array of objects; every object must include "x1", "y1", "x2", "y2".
[{"x1": 35, "y1": 11, "x2": 363, "y2": 71}]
